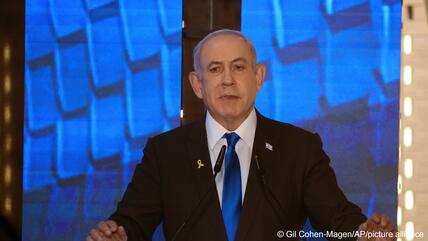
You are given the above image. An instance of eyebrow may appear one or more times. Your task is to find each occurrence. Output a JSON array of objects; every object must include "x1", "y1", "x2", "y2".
[
  {"x1": 207, "y1": 57, "x2": 249, "y2": 67},
  {"x1": 231, "y1": 57, "x2": 248, "y2": 64}
]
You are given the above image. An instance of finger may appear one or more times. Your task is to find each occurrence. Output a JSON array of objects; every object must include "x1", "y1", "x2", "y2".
[
  {"x1": 90, "y1": 229, "x2": 104, "y2": 241},
  {"x1": 111, "y1": 232, "x2": 122, "y2": 241},
  {"x1": 110, "y1": 228, "x2": 127, "y2": 241},
  {"x1": 381, "y1": 214, "x2": 390, "y2": 229},
  {"x1": 118, "y1": 226, "x2": 128, "y2": 240},
  {"x1": 393, "y1": 228, "x2": 398, "y2": 240},
  {"x1": 370, "y1": 213, "x2": 381, "y2": 224},
  {"x1": 358, "y1": 221, "x2": 367, "y2": 231},
  {"x1": 86, "y1": 235, "x2": 95, "y2": 241},
  {"x1": 98, "y1": 221, "x2": 113, "y2": 236},
  {"x1": 384, "y1": 219, "x2": 394, "y2": 232},
  {"x1": 106, "y1": 220, "x2": 118, "y2": 233},
  {"x1": 366, "y1": 219, "x2": 377, "y2": 231}
]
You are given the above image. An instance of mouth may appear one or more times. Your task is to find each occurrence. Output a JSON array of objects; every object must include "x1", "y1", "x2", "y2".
[{"x1": 219, "y1": 95, "x2": 240, "y2": 100}]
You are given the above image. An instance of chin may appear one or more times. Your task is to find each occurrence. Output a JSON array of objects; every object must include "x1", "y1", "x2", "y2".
[{"x1": 219, "y1": 109, "x2": 243, "y2": 120}]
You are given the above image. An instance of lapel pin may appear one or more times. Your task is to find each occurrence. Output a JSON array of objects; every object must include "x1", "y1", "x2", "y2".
[
  {"x1": 265, "y1": 142, "x2": 273, "y2": 151},
  {"x1": 197, "y1": 159, "x2": 205, "y2": 169}
]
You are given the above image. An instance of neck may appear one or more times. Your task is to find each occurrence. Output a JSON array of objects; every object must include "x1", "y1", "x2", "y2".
[{"x1": 209, "y1": 108, "x2": 254, "y2": 131}]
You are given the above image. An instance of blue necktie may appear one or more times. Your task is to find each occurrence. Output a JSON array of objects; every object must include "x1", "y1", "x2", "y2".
[{"x1": 222, "y1": 132, "x2": 242, "y2": 241}]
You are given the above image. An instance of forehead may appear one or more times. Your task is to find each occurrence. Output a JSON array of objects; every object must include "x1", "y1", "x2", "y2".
[{"x1": 199, "y1": 34, "x2": 253, "y2": 65}]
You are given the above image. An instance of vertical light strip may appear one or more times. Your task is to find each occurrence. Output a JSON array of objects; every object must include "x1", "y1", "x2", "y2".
[
  {"x1": 326, "y1": 0, "x2": 334, "y2": 15},
  {"x1": 3, "y1": 42, "x2": 12, "y2": 218},
  {"x1": 400, "y1": 3, "x2": 421, "y2": 240},
  {"x1": 397, "y1": 206, "x2": 402, "y2": 226},
  {"x1": 398, "y1": 174, "x2": 403, "y2": 194},
  {"x1": 272, "y1": 0, "x2": 285, "y2": 47},
  {"x1": 399, "y1": 144, "x2": 402, "y2": 161}
]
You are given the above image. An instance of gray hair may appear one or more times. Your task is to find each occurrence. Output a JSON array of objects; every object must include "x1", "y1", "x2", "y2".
[{"x1": 192, "y1": 29, "x2": 257, "y2": 76}]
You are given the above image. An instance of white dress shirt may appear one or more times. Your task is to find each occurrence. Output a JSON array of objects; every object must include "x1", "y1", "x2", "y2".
[{"x1": 205, "y1": 109, "x2": 257, "y2": 207}]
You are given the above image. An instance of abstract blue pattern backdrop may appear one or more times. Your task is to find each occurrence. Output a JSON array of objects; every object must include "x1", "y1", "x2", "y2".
[
  {"x1": 24, "y1": 0, "x2": 181, "y2": 240},
  {"x1": 242, "y1": 0, "x2": 400, "y2": 239},
  {"x1": 24, "y1": 0, "x2": 400, "y2": 240}
]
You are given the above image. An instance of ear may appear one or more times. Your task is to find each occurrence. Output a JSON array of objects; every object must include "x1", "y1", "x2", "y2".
[
  {"x1": 255, "y1": 64, "x2": 266, "y2": 91},
  {"x1": 188, "y1": 71, "x2": 203, "y2": 99}
]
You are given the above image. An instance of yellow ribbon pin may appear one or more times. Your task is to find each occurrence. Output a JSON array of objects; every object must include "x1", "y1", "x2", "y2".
[{"x1": 197, "y1": 159, "x2": 205, "y2": 169}]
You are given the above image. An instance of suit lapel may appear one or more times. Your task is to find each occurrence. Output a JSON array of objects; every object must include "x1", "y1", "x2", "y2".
[
  {"x1": 235, "y1": 113, "x2": 278, "y2": 241},
  {"x1": 186, "y1": 120, "x2": 214, "y2": 199},
  {"x1": 185, "y1": 119, "x2": 228, "y2": 240}
]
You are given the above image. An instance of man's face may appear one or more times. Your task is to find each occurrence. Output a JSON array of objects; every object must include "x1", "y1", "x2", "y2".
[{"x1": 189, "y1": 34, "x2": 265, "y2": 129}]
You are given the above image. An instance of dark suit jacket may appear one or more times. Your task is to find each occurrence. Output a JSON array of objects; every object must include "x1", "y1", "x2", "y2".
[{"x1": 110, "y1": 112, "x2": 367, "y2": 241}]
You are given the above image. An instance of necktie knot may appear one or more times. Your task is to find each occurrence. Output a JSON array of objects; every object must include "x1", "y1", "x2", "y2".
[{"x1": 224, "y1": 132, "x2": 240, "y2": 149}]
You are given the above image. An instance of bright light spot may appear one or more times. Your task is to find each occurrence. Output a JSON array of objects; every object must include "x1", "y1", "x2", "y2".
[
  {"x1": 403, "y1": 65, "x2": 412, "y2": 85},
  {"x1": 403, "y1": 127, "x2": 412, "y2": 147},
  {"x1": 4, "y1": 105, "x2": 11, "y2": 124},
  {"x1": 180, "y1": 109, "x2": 184, "y2": 118},
  {"x1": 4, "y1": 196, "x2": 12, "y2": 215},
  {"x1": 4, "y1": 164, "x2": 12, "y2": 186},
  {"x1": 403, "y1": 35, "x2": 412, "y2": 54},
  {"x1": 404, "y1": 158, "x2": 413, "y2": 179},
  {"x1": 405, "y1": 190, "x2": 414, "y2": 210},
  {"x1": 405, "y1": 222, "x2": 414, "y2": 240},
  {"x1": 5, "y1": 135, "x2": 12, "y2": 152},
  {"x1": 404, "y1": 97, "x2": 412, "y2": 117},
  {"x1": 399, "y1": 144, "x2": 402, "y2": 160},
  {"x1": 4, "y1": 74, "x2": 11, "y2": 94},
  {"x1": 3, "y1": 43, "x2": 11, "y2": 63},
  {"x1": 397, "y1": 206, "x2": 402, "y2": 226}
]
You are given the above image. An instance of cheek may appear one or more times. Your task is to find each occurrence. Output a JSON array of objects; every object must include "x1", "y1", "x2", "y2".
[
  {"x1": 201, "y1": 87, "x2": 217, "y2": 105},
  {"x1": 202, "y1": 82, "x2": 219, "y2": 99},
  {"x1": 245, "y1": 82, "x2": 259, "y2": 96},
  {"x1": 244, "y1": 86, "x2": 258, "y2": 106}
]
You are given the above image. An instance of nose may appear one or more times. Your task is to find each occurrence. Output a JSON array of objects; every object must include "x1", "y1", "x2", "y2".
[{"x1": 222, "y1": 67, "x2": 235, "y2": 86}]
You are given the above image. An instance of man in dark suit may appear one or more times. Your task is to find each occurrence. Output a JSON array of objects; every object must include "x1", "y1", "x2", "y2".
[{"x1": 87, "y1": 29, "x2": 395, "y2": 241}]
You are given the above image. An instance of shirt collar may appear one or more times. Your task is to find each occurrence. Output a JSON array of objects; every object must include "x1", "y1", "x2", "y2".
[{"x1": 206, "y1": 108, "x2": 257, "y2": 150}]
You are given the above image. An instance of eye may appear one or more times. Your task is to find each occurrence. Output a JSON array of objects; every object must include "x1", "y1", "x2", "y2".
[
  {"x1": 234, "y1": 64, "x2": 246, "y2": 71},
  {"x1": 209, "y1": 66, "x2": 222, "y2": 73}
]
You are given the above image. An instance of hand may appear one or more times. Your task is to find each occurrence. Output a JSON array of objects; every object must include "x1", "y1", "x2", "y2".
[
  {"x1": 86, "y1": 220, "x2": 128, "y2": 241},
  {"x1": 358, "y1": 213, "x2": 396, "y2": 241}
]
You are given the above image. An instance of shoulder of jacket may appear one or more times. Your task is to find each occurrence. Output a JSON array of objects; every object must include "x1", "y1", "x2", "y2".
[{"x1": 259, "y1": 114, "x2": 316, "y2": 140}]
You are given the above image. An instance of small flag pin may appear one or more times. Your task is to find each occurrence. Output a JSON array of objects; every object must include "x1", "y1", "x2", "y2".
[{"x1": 265, "y1": 142, "x2": 273, "y2": 151}]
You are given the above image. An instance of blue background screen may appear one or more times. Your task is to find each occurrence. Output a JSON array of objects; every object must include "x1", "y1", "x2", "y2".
[{"x1": 24, "y1": 0, "x2": 400, "y2": 240}]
